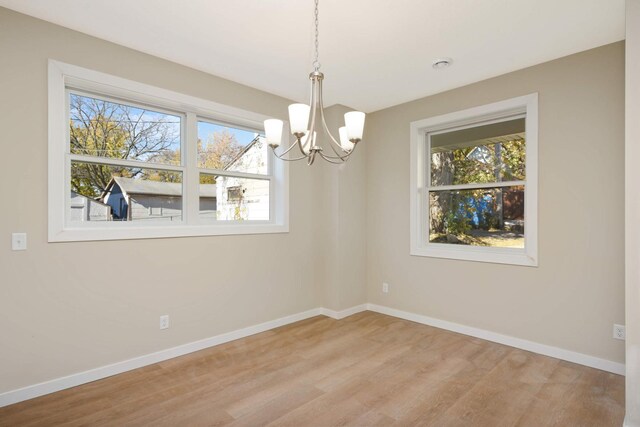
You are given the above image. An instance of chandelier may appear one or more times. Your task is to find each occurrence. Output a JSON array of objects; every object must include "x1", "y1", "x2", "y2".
[{"x1": 263, "y1": 0, "x2": 365, "y2": 165}]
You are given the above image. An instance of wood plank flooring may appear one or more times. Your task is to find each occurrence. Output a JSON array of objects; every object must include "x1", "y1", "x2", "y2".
[{"x1": 0, "y1": 312, "x2": 625, "y2": 426}]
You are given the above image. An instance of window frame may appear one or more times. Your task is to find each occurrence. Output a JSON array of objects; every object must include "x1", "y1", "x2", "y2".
[
  {"x1": 48, "y1": 60, "x2": 289, "y2": 242},
  {"x1": 409, "y1": 94, "x2": 538, "y2": 266}
]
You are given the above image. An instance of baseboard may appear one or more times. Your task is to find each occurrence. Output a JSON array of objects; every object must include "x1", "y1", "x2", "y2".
[
  {"x1": 624, "y1": 415, "x2": 640, "y2": 427},
  {"x1": 0, "y1": 307, "x2": 324, "y2": 408},
  {"x1": 320, "y1": 304, "x2": 368, "y2": 320},
  {"x1": 0, "y1": 302, "x2": 625, "y2": 408},
  {"x1": 366, "y1": 303, "x2": 625, "y2": 376}
]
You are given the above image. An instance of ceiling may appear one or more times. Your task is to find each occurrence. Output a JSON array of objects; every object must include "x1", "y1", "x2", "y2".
[{"x1": 0, "y1": 0, "x2": 625, "y2": 112}]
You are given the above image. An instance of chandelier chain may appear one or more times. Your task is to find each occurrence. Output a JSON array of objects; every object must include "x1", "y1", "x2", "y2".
[{"x1": 313, "y1": 0, "x2": 320, "y2": 70}]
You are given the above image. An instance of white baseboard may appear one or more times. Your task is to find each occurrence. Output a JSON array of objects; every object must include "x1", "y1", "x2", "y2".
[
  {"x1": 320, "y1": 304, "x2": 368, "y2": 320},
  {"x1": 0, "y1": 307, "x2": 324, "y2": 408},
  {"x1": 366, "y1": 303, "x2": 625, "y2": 376},
  {"x1": 0, "y1": 303, "x2": 625, "y2": 408}
]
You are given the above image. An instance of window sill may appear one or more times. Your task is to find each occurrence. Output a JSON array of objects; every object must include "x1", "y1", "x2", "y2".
[
  {"x1": 49, "y1": 223, "x2": 289, "y2": 243},
  {"x1": 410, "y1": 244, "x2": 538, "y2": 267}
]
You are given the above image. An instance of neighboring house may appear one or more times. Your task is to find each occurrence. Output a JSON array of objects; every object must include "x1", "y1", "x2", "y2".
[
  {"x1": 215, "y1": 136, "x2": 270, "y2": 221},
  {"x1": 100, "y1": 176, "x2": 216, "y2": 221},
  {"x1": 69, "y1": 191, "x2": 111, "y2": 222},
  {"x1": 96, "y1": 137, "x2": 267, "y2": 222}
]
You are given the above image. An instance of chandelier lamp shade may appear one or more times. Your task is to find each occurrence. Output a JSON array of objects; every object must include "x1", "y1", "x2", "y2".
[{"x1": 263, "y1": 0, "x2": 365, "y2": 165}]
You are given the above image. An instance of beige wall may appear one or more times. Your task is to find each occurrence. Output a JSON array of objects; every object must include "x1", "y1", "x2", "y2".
[
  {"x1": 0, "y1": 8, "x2": 327, "y2": 393},
  {"x1": 626, "y1": 1, "x2": 640, "y2": 424},
  {"x1": 365, "y1": 42, "x2": 625, "y2": 364},
  {"x1": 319, "y1": 105, "x2": 368, "y2": 311}
]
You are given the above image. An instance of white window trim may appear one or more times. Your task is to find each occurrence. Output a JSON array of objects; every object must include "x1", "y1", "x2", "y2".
[
  {"x1": 48, "y1": 60, "x2": 289, "y2": 242},
  {"x1": 409, "y1": 94, "x2": 538, "y2": 266}
]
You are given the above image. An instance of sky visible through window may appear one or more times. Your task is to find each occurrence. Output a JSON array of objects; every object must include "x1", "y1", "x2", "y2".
[{"x1": 197, "y1": 121, "x2": 261, "y2": 150}]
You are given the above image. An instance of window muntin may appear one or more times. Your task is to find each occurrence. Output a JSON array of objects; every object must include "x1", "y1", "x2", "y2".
[
  {"x1": 428, "y1": 117, "x2": 526, "y2": 248},
  {"x1": 49, "y1": 60, "x2": 288, "y2": 241}
]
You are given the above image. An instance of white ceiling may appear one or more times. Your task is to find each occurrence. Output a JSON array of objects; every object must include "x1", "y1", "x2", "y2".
[{"x1": 0, "y1": 0, "x2": 625, "y2": 112}]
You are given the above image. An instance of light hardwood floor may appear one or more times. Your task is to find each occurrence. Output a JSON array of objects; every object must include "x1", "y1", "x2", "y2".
[{"x1": 0, "y1": 312, "x2": 625, "y2": 426}]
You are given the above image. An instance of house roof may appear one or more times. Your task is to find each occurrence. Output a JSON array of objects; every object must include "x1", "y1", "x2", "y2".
[
  {"x1": 223, "y1": 135, "x2": 261, "y2": 170},
  {"x1": 431, "y1": 118, "x2": 526, "y2": 153},
  {"x1": 70, "y1": 191, "x2": 110, "y2": 207},
  {"x1": 106, "y1": 176, "x2": 216, "y2": 198}
]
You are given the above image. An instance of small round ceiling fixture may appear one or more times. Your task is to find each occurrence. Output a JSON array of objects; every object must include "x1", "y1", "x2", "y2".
[{"x1": 432, "y1": 58, "x2": 452, "y2": 69}]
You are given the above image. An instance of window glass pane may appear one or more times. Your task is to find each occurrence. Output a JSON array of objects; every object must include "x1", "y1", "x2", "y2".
[
  {"x1": 199, "y1": 173, "x2": 269, "y2": 221},
  {"x1": 69, "y1": 93, "x2": 181, "y2": 165},
  {"x1": 428, "y1": 185, "x2": 524, "y2": 248},
  {"x1": 197, "y1": 121, "x2": 267, "y2": 174},
  {"x1": 69, "y1": 161, "x2": 182, "y2": 222},
  {"x1": 430, "y1": 118, "x2": 525, "y2": 186}
]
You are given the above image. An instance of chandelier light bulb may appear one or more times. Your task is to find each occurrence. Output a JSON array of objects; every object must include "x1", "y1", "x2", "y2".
[
  {"x1": 344, "y1": 111, "x2": 365, "y2": 141},
  {"x1": 264, "y1": 119, "x2": 284, "y2": 147},
  {"x1": 288, "y1": 104, "x2": 311, "y2": 135},
  {"x1": 301, "y1": 131, "x2": 317, "y2": 154},
  {"x1": 339, "y1": 127, "x2": 354, "y2": 151}
]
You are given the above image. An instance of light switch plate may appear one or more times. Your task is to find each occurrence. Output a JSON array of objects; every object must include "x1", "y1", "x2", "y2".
[
  {"x1": 160, "y1": 315, "x2": 170, "y2": 330},
  {"x1": 11, "y1": 233, "x2": 27, "y2": 251}
]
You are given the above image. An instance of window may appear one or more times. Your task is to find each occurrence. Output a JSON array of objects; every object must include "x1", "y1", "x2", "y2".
[
  {"x1": 410, "y1": 94, "x2": 538, "y2": 266},
  {"x1": 227, "y1": 186, "x2": 244, "y2": 202},
  {"x1": 48, "y1": 60, "x2": 288, "y2": 242}
]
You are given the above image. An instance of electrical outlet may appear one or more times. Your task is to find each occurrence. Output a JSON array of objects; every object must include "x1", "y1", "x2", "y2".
[
  {"x1": 382, "y1": 282, "x2": 389, "y2": 293},
  {"x1": 613, "y1": 324, "x2": 625, "y2": 340},
  {"x1": 11, "y1": 233, "x2": 27, "y2": 251},
  {"x1": 160, "y1": 315, "x2": 170, "y2": 330}
]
